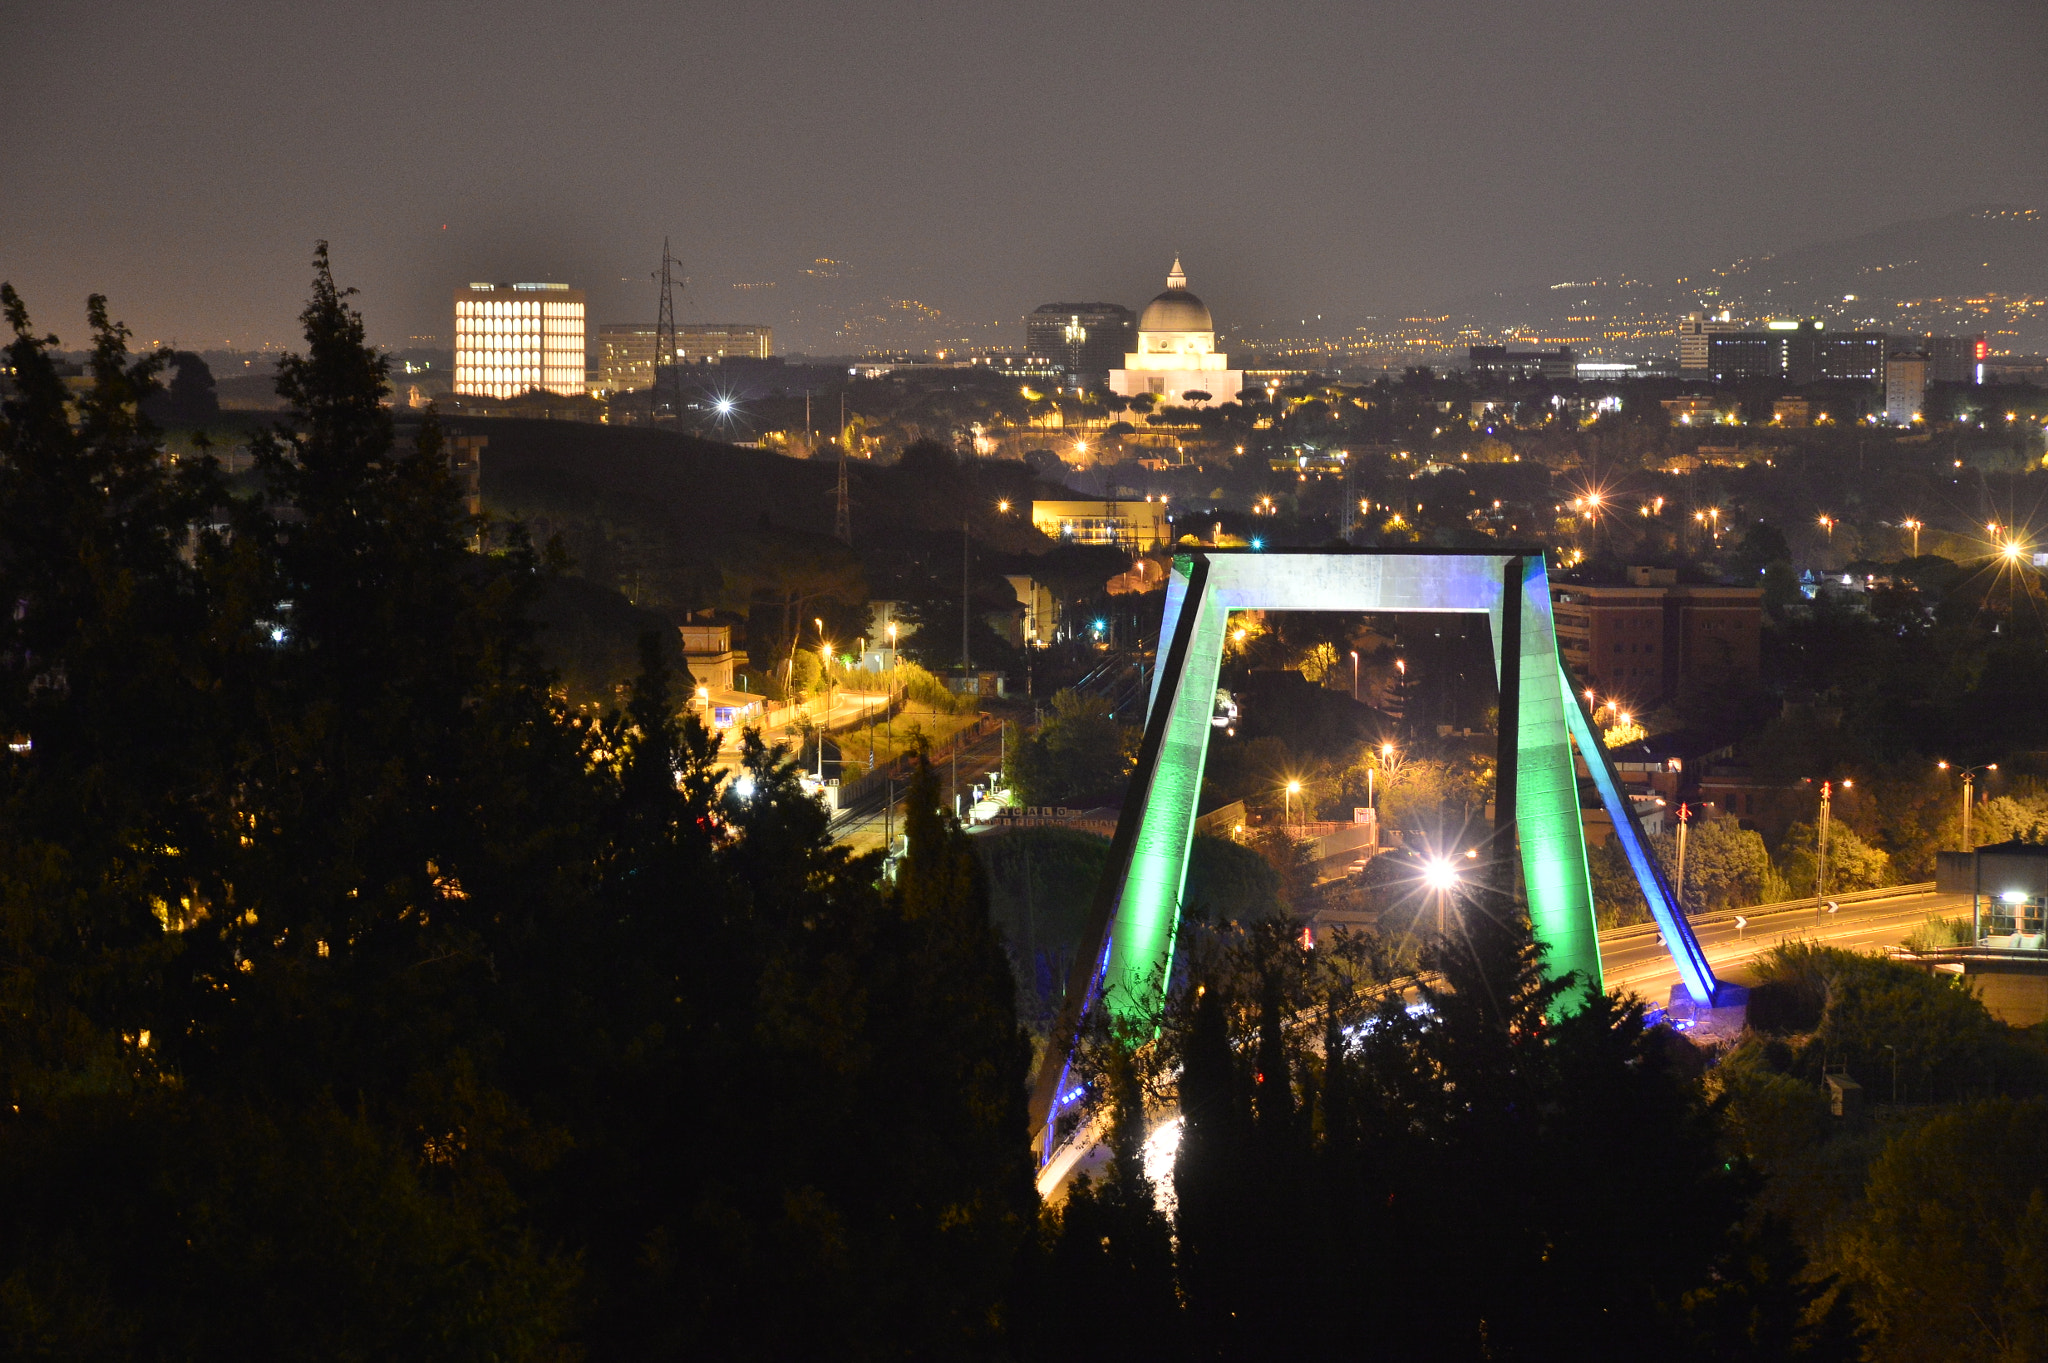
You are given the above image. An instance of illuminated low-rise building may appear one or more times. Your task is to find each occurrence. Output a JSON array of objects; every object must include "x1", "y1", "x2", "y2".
[
  {"x1": 1030, "y1": 498, "x2": 1172, "y2": 550},
  {"x1": 453, "y1": 282, "x2": 585, "y2": 399}
]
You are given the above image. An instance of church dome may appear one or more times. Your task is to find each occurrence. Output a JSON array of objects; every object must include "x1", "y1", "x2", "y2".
[{"x1": 1138, "y1": 258, "x2": 1213, "y2": 334}]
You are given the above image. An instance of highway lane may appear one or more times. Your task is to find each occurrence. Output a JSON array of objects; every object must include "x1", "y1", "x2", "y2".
[{"x1": 1599, "y1": 887, "x2": 1973, "y2": 1000}]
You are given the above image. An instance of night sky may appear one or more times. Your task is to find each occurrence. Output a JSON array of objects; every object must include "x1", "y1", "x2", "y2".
[{"x1": 4, "y1": 0, "x2": 2042, "y2": 352}]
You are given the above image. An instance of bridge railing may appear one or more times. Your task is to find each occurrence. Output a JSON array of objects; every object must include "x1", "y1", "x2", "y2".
[{"x1": 1598, "y1": 881, "x2": 1939, "y2": 944}]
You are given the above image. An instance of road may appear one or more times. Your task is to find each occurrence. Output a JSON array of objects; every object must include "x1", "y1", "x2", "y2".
[
  {"x1": 1599, "y1": 885, "x2": 1971, "y2": 1001},
  {"x1": 714, "y1": 690, "x2": 890, "y2": 760}
]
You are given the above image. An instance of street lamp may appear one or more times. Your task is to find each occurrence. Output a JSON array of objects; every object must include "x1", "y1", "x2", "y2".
[
  {"x1": 1817, "y1": 514, "x2": 1834, "y2": 542},
  {"x1": 1806, "y1": 778, "x2": 1853, "y2": 917},
  {"x1": 1902, "y1": 517, "x2": 1922, "y2": 557},
  {"x1": 1285, "y1": 778, "x2": 1302, "y2": 829},
  {"x1": 1350, "y1": 649, "x2": 1360, "y2": 702},
  {"x1": 1938, "y1": 761, "x2": 1998, "y2": 850}
]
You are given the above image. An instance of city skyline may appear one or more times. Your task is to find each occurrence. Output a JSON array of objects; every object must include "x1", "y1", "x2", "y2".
[{"x1": 5, "y1": 0, "x2": 2043, "y2": 353}]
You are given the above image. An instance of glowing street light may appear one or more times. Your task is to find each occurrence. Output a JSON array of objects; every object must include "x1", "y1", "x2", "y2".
[
  {"x1": 1817, "y1": 514, "x2": 1834, "y2": 541},
  {"x1": 1939, "y1": 761, "x2": 1998, "y2": 850},
  {"x1": 1423, "y1": 857, "x2": 1459, "y2": 892},
  {"x1": 1902, "y1": 517, "x2": 1922, "y2": 557}
]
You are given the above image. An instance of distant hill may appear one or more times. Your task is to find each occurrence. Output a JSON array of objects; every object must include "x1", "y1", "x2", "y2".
[{"x1": 1466, "y1": 205, "x2": 2047, "y2": 356}]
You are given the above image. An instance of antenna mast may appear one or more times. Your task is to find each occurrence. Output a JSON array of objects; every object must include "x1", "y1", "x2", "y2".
[{"x1": 654, "y1": 238, "x2": 681, "y2": 423}]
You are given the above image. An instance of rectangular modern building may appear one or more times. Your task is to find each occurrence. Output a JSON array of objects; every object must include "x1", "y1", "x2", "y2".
[
  {"x1": 1676, "y1": 312, "x2": 1742, "y2": 370},
  {"x1": 453, "y1": 283, "x2": 586, "y2": 399},
  {"x1": 1552, "y1": 567, "x2": 1762, "y2": 706},
  {"x1": 596, "y1": 322, "x2": 775, "y2": 393},
  {"x1": 1467, "y1": 345, "x2": 1575, "y2": 381},
  {"x1": 1885, "y1": 352, "x2": 1928, "y2": 425},
  {"x1": 1030, "y1": 498, "x2": 1172, "y2": 550},
  {"x1": 1026, "y1": 304, "x2": 1137, "y2": 391},
  {"x1": 1700, "y1": 320, "x2": 1894, "y2": 385}
]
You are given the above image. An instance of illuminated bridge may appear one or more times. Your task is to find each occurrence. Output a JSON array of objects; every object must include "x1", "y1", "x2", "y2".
[{"x1": 1027, "y1": 548, "x2": 1728, "y2": 1171}]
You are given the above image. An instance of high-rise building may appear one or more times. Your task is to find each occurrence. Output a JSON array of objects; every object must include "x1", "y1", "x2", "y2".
[
  {"x1": 1885, "y1": 352, "x2": 1928, "y2": 425},
  {"x1": 1808, "y1": 330, "x2": 1891, "y2": 384},
  {"x1": 1700, "y1": 319, "x2": 1893, "y2": 384},
  {"x1": 453, "y1": 283, "x2": 585, "y2": 399},
  {"x1": 1026, "y1": 304, "x2": 1136, "y2": 391},
  {"x1": 595, "y1": 322, "x2": 774, "y2": 393},
  {"x1": 1925, "y1": 333, "x2": 1985, "y2": 385},
  {"x1": 1676, "y1": 312, "x2": 1742, "y2": 370}
]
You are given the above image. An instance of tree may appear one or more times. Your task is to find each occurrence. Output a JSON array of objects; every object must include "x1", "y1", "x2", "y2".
[
  {"x1": 141, "y1": 349, "x2": 219, "y2": 423},
  {"x1": 1839, "y1": 1098, "x2": 2048, "y2": 1362},
  {"x1": 1781, "y1": 818, "x2": 1894, "y2": 895},
  {"x1": 1005, "y1": 688, "x2": 1137, "y2": 806}
]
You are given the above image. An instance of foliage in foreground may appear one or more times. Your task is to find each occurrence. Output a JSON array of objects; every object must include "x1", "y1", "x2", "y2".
[
  {"x1": 1044, "y1": 892, "x2": 1862, "y2": 1360},
  {"x1": 0, "y1": 260, "x2": 1035, "y2": 1359}
]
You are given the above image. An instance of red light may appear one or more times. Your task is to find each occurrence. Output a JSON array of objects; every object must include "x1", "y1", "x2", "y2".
[{"x1": 1976, "y1": 340, "x2": 1989, "y2": 360}]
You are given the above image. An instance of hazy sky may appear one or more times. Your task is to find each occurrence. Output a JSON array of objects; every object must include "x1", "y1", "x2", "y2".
[{"x1": 4, "y1": 0, "x2": 2043, "y2": 352}]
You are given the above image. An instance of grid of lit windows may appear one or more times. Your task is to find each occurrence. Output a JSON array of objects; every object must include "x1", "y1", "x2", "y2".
[{"x1": 453, "y1": 283, "x2": 585, "y2": 399}]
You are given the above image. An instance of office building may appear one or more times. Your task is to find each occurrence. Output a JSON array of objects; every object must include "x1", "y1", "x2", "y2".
[
  {"x1": 1700, "y1": 319, "x2": 1894, "y2": 385},
  {"x1": 1925, "y1": 333, "x2": 1986, "y2": 385},
  {"x1": 1106, "y1": 260, "x2": 1242, "y2": 409},
  {"x1": 1552, "y1": 567, "x2": 1762, "y2": 704},
  {"x1": 1467, "y1": 345, "x2": 1576, "y2": 381},
  {"x1": 595, "y1": 322, "x2": 775, "y2": 394},
  {"x1": 1885, "y1": 352, "x2": 1928, "y2": 425},
  {"x1": 1026, "y1": 304, "x2": 1136, "y2": 391},
  {"x1": 453, "y1": 283, "x2": 586, "y2": 399},
  {"x1": 1031, "y1": 497, "x2": 1173, "y2": 550},
  {"x1": 1677, "y1": 312, "x2": 1742, "y2": 370},
  {"x1": 597, "y1": 324, "x2": 659, "y2": 393},
  {"x1": 1808, "y1": 330, "x2": 1891, "y2": 384},
  {"x1": 677, "y1": 323, "x2": 772, "y2": 363}
]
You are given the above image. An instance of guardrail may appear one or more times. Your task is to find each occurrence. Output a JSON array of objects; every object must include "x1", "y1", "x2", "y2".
[{"x1": 1598, "y1": 881, "x2": 1940, "y2": 944}]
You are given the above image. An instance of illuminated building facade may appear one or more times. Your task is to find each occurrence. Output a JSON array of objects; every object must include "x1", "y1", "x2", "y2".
[
  {"x1": 1676, "y1": 311, "x2": 1741, "y2": 369},
  {"x1": 1106, "y1": 260, "x2": 1242, "y2": 409},
  {"x1": 1885, "y1": 352, "x2": 1928, "y2": 424},
  {"x1": 596, "y1": 322, "x2": 774, "y2": 393},
  {"x1": 453, "y1": 283, "x2": 585, "y2": 399},
  {"x1": 1030, "y1": 498, "x2": 1172, "y2": 550}
]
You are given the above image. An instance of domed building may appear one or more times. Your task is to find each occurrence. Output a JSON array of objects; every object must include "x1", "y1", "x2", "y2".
[{"x1": 1107, "y1": 258, "x2": 1242, "y2": 409}]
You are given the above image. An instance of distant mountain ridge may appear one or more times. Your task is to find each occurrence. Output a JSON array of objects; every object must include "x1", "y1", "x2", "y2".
[{"x1": 1465, "y1": 205, "x2": 2047, "y2": 356}]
